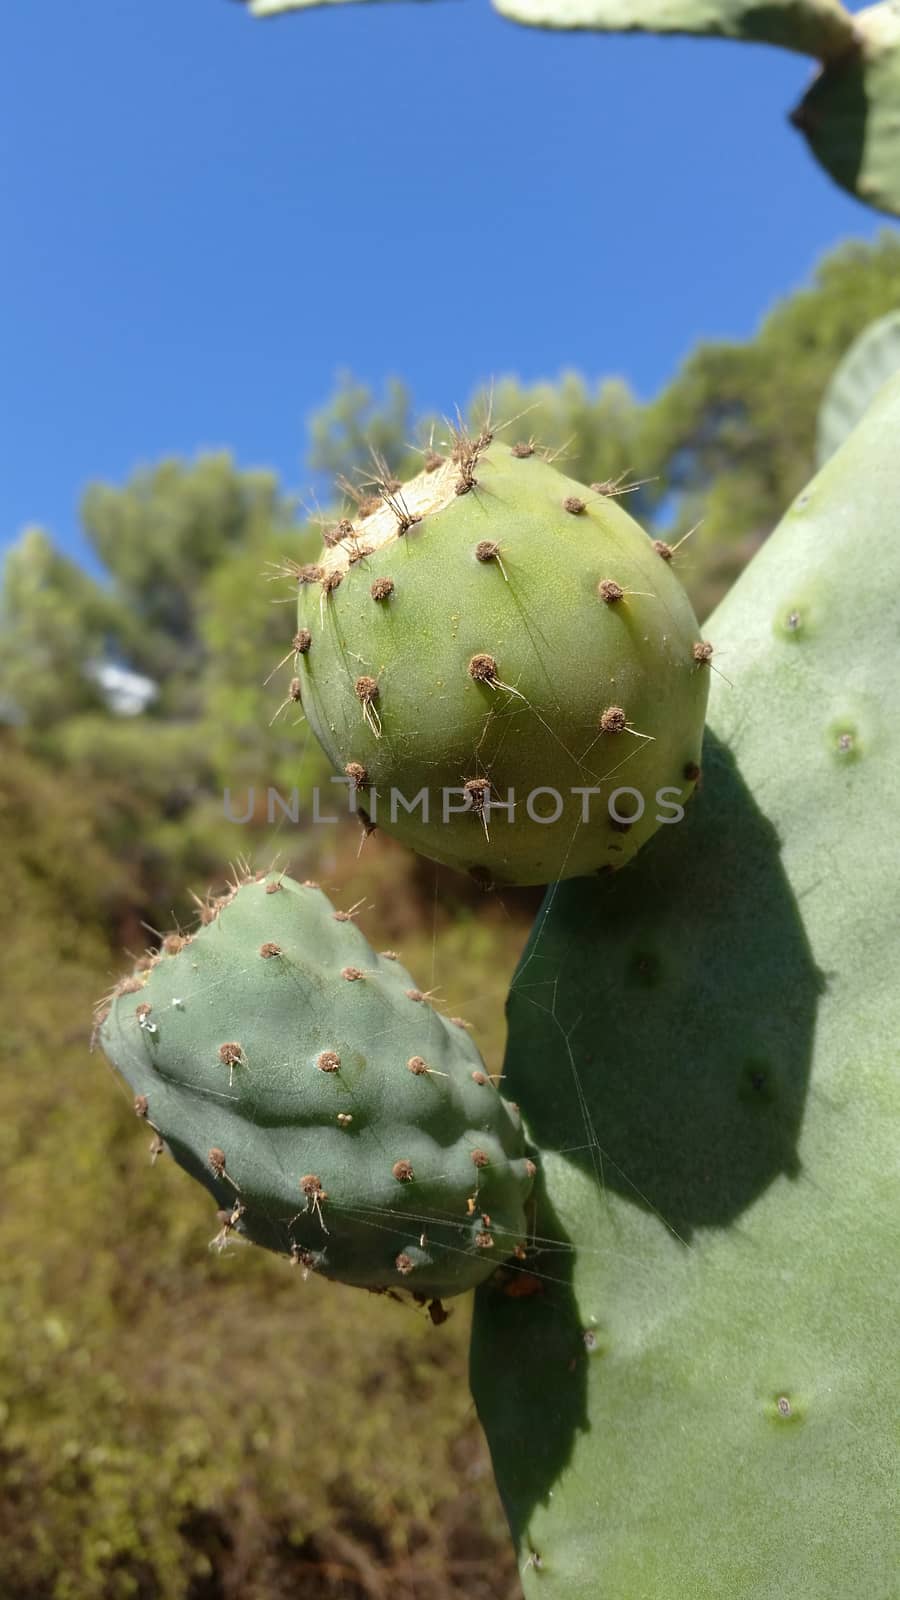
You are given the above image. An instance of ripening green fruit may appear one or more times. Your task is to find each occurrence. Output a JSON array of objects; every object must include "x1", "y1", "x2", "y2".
[
  {"x1": 97, "y1": 872, "x2": 534, "y2": 1304},
  {"x1": 293, "y1": 433, "x2": 710, "y2": 885}
]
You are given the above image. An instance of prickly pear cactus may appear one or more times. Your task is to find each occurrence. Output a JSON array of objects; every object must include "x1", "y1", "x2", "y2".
[
  {"x1": 492, "y1": 0, "x2": 857, "y2": 60},
  {"x1": 790, "y1": 2, "x2": 900, "y2": 220},
  {"x1": 96, "y1": 872, "x2": 533, "y2": 1302},
  {"x1": 470, "y1": 376, "x2": 900, "y2": 1595},
  {"x1": 816, "y1": 308, "x2": 900, "y2": 466},
  {"x1": 293, "y1": 434, "x2": 709, "y2": 886}
]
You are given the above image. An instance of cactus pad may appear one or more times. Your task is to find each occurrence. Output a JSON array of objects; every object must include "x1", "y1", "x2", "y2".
[
  {"x1": 97, "y1": 873, "x2": 533, "y2": 1300},
  {"x1": 492, "y1": 0, "x2": 856, "y2": 60},
  {"x1": 790, "y1": 3, "x2": 900, "y2": 220},
  {"x1": 294, "y1": 436, "x2": 708, "y2": 885},
  {"x1": 470, "y1": 374, "x2": 900, "y2": 1596},
  {"x1": 817, "y1": 308, "x2": 900, "y2": 465}
]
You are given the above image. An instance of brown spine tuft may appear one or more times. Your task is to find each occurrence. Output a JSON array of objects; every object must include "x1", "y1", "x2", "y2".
[
  {"x1": 599, "y1": 706, "x2": 627, "y2": 734},
  {"x1": 468, "y1": 653, "x2": 497, "y2": 684},
  {"x1": 598, "y1": 578, "x2": 624, "y2": 604},
  {"x1": 355, "y1": 675, "x2": 378, "y2": 704}
]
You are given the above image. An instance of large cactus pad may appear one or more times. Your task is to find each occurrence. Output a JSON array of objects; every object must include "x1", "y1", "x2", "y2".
[{"x1": 470, "y1": 374, "x2": 900, "y2": 1595}]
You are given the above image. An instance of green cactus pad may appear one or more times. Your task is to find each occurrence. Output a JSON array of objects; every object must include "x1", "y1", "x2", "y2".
[
  {"x1": 491, "y1": 0, "x2": 856, "y2": 60},
  {"x1": 790, "y1": 3, "x2": 900, "y2": 219},
  {"x1": 294, "y1": 437, "x2": 708, "y2": 886},
  {"x1": 817, "y1": 308, "x2": 900, "y2": 466},
  {"x1": 97, "y1": 873, "x2": 533, "y2": 1300},
  {"x1": 470, "y1": 376, "x2": 900, "y2": 1594},
  {"x1": 244, "y1": 0, "x2": 396, "y2": 12}
]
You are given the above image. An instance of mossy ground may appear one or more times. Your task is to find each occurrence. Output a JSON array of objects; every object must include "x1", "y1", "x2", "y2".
[{"x1": 0, "y1": 742, "x2": 531, "y2": 1600}]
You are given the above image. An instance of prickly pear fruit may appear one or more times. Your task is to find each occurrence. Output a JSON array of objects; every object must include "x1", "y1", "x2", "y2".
[
  {"x1": 294, "y1": 433, "x2": 709, "y2": 885},
  {"x1": 96, "y1": 872, "x2": 533, "y2": 1300}
]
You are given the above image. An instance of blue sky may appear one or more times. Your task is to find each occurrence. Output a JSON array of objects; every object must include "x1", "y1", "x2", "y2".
[{"x1": 1, "y1": 0, "x2": 892, "y2": 572}]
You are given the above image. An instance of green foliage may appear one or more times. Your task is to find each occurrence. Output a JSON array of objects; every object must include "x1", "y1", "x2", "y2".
[
  {"x1": 0, "y1": 528, "x2": 127, "y2": 728},
  {"x1": 198, "y1": 515, "x2": 334, "y2": 795},
  {"x1": 307, "y1": 372, "x2": 423, "y2": 489},
  {"x1": 1, "y1": 454, "x2": 304, "y2": 736},
  {"x1": 638, "y1": 231, "x2": 900, "y2": 615},
  {"x1": 44, "y1": 715, "x2": 215, "y2": 806},
  {"x1": 470, "y1": 375, "x2": 900, "y2": 1596},
  {"x1": 80, "y1": 453, "x2": 298, "y2": 713},
  {"x1": 0, "y1": 457, "x2": 327, "y2": 932},
  {"x1": 0, "y1": 738, "x2": 138, "y2": 942},
  {"x1": 297, "y1": 439, "x2": 707, "y2": 884}
]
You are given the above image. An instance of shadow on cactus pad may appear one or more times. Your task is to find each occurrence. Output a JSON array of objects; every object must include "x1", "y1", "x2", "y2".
[
  {"x1": 472, "y1": 728, "x2": 824, "y2": 1538},
  {"x1": 506, "y1": 730, "x2": 823, "y2": 1239}
]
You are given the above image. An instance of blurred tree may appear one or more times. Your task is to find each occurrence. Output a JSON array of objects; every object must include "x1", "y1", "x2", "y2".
[
  {"x1": 0, "y1": 527, "x2": 128, "y2": 729},
  {"x1": 80, "y1": 452, "x2": 299, "y2": 714},
  {"x1": 639, "y1": 230, "x2": 900, "y2": 614},
  {"x1": 1, "y1": 454, "x2": 303, "y2": 733},
  {"x1": 0, "y1": 458, "x2": 316, "y2": 907},
  {"x1": 199, "y1": 515, "x2": 331, "y2": 794},
  {"x1": 307, "y1": 372, "x2": 423, "y2": 492}
]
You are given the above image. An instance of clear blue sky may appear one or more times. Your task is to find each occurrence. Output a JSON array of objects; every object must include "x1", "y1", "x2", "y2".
[{"x1": 0, "y1": 0, "x2": 891, "y2": 571}]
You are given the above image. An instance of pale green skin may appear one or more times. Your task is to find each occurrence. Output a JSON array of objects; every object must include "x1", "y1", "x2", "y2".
[
  {"x1": 492, "y1": 0, "x2": 856, "y2": 59},
  {"x1": 470, "y1": 376, "x2": 900, "y2": 1595},
  {"x1": 99, "y1": 875, "x2": 533, "y2": 1300},
  {"x1": 817, "y1": 309, "x2": 900, "y2": 466},
  {"x1": 297, "y1": 444, "x2": 708, "y2": 886}
]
